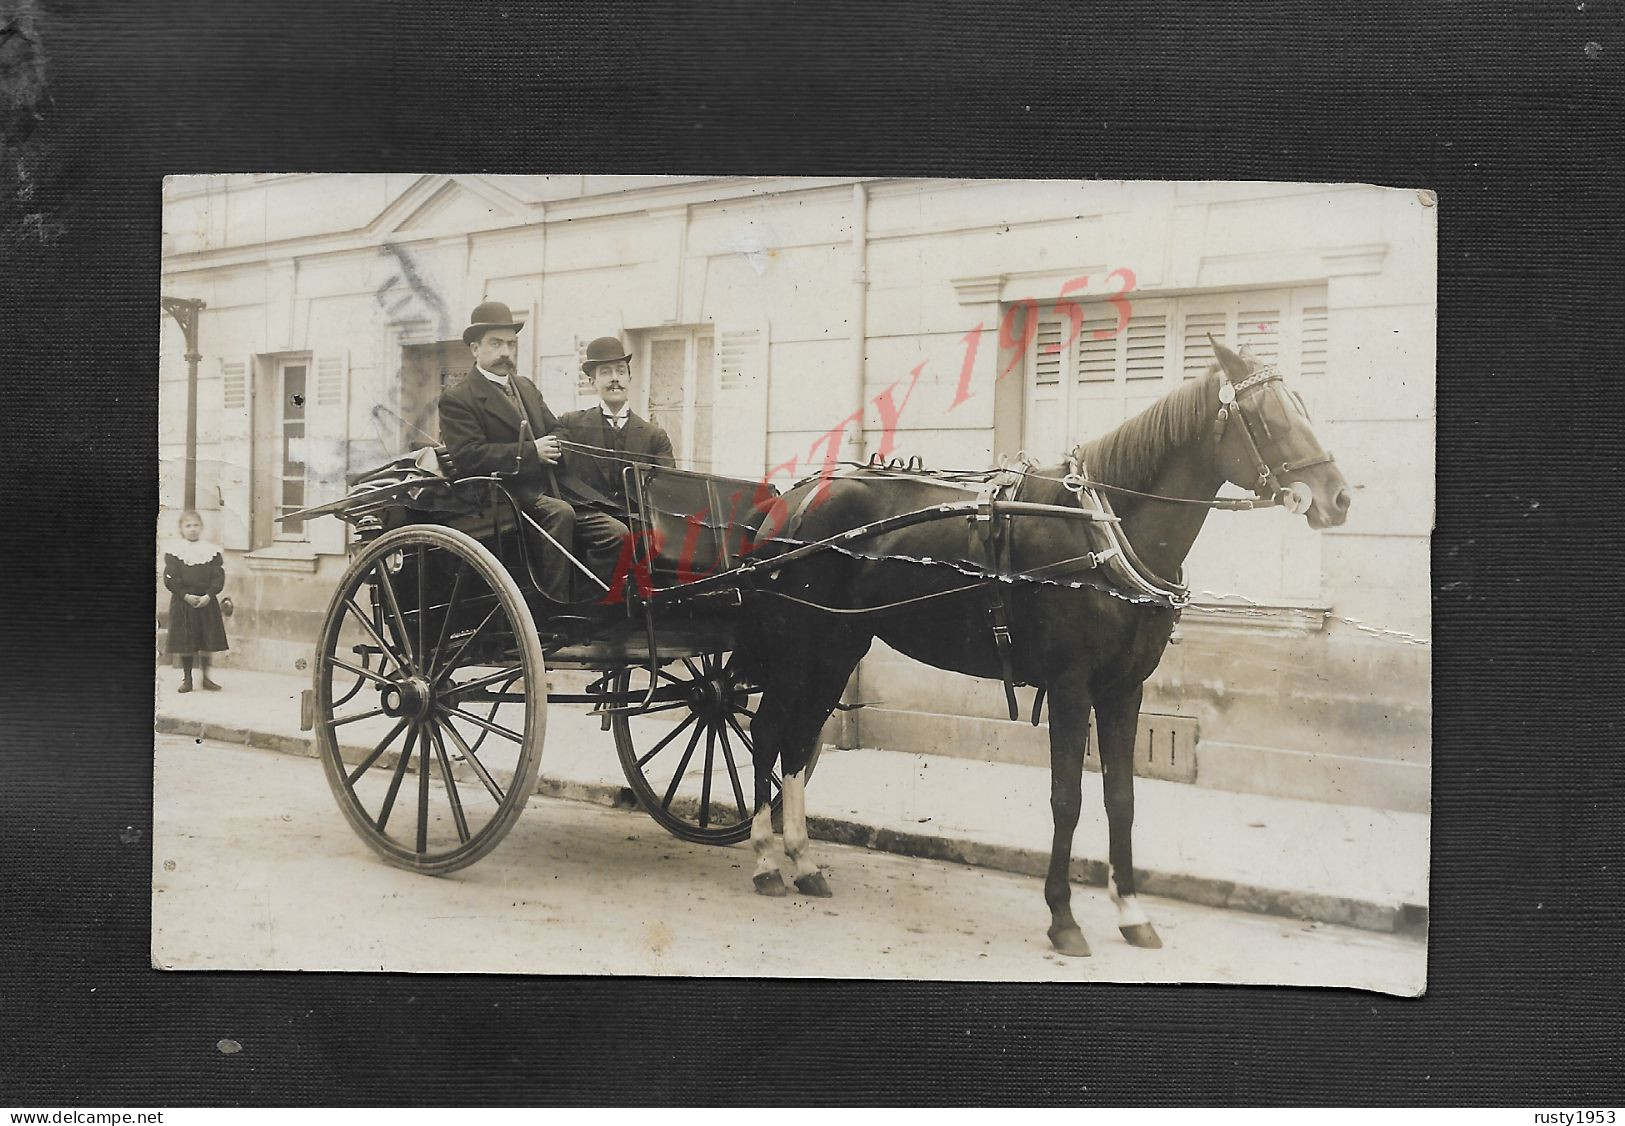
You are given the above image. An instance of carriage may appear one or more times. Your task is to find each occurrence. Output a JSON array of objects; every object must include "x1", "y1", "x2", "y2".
[{"x1": 289, "y1": 338, "x2": 1349, "y2": 956}]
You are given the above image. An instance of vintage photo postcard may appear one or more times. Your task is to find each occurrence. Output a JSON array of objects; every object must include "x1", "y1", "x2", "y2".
[{"x1": 154, "y1": 175, "x2": 1432, "y2": 993}]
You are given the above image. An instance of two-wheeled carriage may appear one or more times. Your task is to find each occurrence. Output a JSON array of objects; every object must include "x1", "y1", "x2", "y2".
[{"x1": 293, "y1": 449, "x2": 813, "y2": 873}]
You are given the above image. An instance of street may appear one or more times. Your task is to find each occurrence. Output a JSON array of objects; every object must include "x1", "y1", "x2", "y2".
[{"x1": 153, "y1": 733, "x2": 1425, "y2": 988}]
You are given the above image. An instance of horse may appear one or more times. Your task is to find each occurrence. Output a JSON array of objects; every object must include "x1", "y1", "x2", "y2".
[{"x1": 733, "y1": 339, "x2": 1351, "y2": 956}]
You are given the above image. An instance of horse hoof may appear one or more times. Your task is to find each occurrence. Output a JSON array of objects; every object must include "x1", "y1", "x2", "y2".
[
  {"x1": 753, "y1": 871, "x2": 789, "y2": 898},
  {"x1": 1048, "y1": 925, "x2": 1092, "y2": 958},
  {"x1": 1120, "y1": 923, "x2": 1163, "y2": 949},
  {"x1": 794, "y1": 871, "x2": 833, "y2": 898}
]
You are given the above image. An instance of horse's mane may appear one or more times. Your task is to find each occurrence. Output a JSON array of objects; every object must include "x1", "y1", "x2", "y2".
[
  {"x1": 1075, "y1": 372, "x2": 1216, "y2": 491},
  {"x1": 1021, "y1": 371, "x2": 1217, "y2": 506}
]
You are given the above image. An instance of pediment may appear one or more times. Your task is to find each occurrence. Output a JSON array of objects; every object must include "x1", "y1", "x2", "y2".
[{"x1": 391, "y1": 179, "x2": 524, "y2": 234}]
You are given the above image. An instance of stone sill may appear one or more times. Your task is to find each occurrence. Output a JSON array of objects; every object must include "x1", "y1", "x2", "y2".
[
  {"x1": 243, "y1": 543, "x2": 319, "y2": 574},
  {"x1": 1181, "y1": 599, "x2": 1330, "y2": 634}
]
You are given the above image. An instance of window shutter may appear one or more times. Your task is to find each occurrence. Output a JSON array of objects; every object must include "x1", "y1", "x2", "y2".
[
  {"x1": 1299, "y1": 305, "x2": 1328, "y2": 378},
  {"x1": 711, "y1": 324, "x2": 769, "y2": 479},
  {"x1": 1181, "y1": 311, "x2": 1227, "y2": 379},
  {"x1": 1075, "y1": 306, "x2": 1118, "y2": 383},
  {"x1": 306, "y1": 350, "x2": 351, "y2": 555},
  {"x1": 1235, "y1": 307, "x2": 1283, "y2": 366},
  {"x1": 1025, "y1": 314, "x2": 1068, "y2": 458},
  {"x1": 1124, "y1": 311, "x2": 1168, "y2": 382},
  {"x1": 217, "y1": 357, "x2": 254, "y2": 551}
]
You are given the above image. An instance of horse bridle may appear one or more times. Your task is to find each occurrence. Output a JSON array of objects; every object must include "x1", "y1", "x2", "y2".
[{"x1": 1213, "y1": 363, "x2": 1336, "y2": 502}]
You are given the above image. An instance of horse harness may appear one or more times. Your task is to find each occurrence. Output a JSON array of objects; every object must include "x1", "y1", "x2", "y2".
[{"x1": 971, "y1": 457, "x2": 1194, "y2": 725}]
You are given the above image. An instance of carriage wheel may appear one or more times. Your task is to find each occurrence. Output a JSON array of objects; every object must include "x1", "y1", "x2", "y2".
[
  {"x1": 612, "y1": 652, "x2": 816, "y2": 846},
  {"x1": 313, "y1": 525, "x2": 547, "y2": 875}
]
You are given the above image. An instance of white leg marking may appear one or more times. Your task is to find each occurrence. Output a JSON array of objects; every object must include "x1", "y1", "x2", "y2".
[
  {"x1": 751, "y1": 802, "x2": 777, "y2": 878},
  {"x1": 1109, "y1": 864, "x2": 1151, "y2": 928},
  {"x1": 780, "y1": 770, "x2": 819, "y2": 878}
]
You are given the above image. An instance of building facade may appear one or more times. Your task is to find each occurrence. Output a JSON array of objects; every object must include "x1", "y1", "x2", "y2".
[{"x1": 159, "y1": 174, "x2": 1434, "y2": 812}]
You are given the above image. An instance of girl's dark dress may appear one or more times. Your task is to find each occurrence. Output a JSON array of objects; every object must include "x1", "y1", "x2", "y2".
[{"x1": 163, "y1": 541, "x2": 229, "y2": 655}]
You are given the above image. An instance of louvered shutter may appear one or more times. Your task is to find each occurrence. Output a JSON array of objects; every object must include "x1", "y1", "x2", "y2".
[
  {"x1": 1070, "y1": 301, "x2": 1170, "y2": 439},
  {"x1": 217, "y1": 357, "x2": 255, "y2": 550},
  {"x1": 1299, "y1": 304, "x2": 1328, "y2": 378},
  {"x1": 711, "y1": 325, "x2": 769, "y2": 479},
  {"x1": 1181, "y1": 311, "x2": 1227, "y2": 379},
  {"x1": 1024, "y1": 315, "x2": 1068, "y2": 457},
  {"x1": 306, "y1": 351, "x2": 351, "y2": 555}
]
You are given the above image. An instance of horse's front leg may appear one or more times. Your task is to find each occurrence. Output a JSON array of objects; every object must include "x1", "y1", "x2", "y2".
[
  {"x1": 1095, "y1": 685, "x2": 1162, "y2": 948},
  {"x1": 1044, "y1": 679, "x2": 1094, "y2": 956}
]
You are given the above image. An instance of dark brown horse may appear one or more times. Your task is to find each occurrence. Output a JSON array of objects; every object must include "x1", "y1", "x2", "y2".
[{"x1": 735, "y1": 340, "x2": 1350, "y2": 956}]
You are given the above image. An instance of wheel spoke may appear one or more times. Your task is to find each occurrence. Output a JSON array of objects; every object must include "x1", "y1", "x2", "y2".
[
  {"x1": 372, "y1": 560, "x2": 418, "y2": 674},
  {"x1": 437, "y1": 716, "x2": 505, "y2": 803},
  {"x1": 329, "y1": 704, "x2": 389, "y2": 729},
  {"x1": 716, "y1": 721, "x2": 749, "y2": 822},
  {"x1": 443, "y1": 665, "x2": 526, "y2": 697},
  {"x1": 682, "y1": 657, "x2": 703, "y2": 680},
  {"x1": 699, "y1": 725, "x2": 716, "y2": 827},
  {"x1": 431, "y1": 604, "x2": 503, "y2": 684},
  {"x1": 660, "y1": 722, "x2": 706, "y2": 811},
  {"x1": 440, "y1": 703, "x2": 525, "y2": 745},
  {"x1": 725, "y1": 713, "x2": 780, "y2": 793},
  {"x1": 636, "y1": 710, "x2": 698, "y2": 769},
  {"x1": 344, "y1": 716, "x2": 411, "y2": 787},
  {"x1": 415, "y1": 545, "x2": 428, "y2": 668},
  {"x1": 342, "y1": 595, "x2": 409, "y2": 675},
  {"x1": 656, "y1": 666, "x2": 689, "y2": 686},
  {"x1": 326, "y1": 655, "x2": 396, "y2": 689},
  {"x1": 724, "y1": 711, "x2": 755, "y2": 755},
  {"x1": 375, "y1": 724, "x2": 418, "y2": 833},
  {"x1": 415, "y1": 721, "x2": 431, "y2": 854},
  {"x1": 429, "y1": 723, "x2": 470, "y2": 844},
  {"x1": 428, "y1": 560, "x2": 467, "y2": 672}
]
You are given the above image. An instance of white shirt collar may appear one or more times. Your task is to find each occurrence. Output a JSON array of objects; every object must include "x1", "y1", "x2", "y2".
[
  {"x1": 601, "y1": 404, "x2": 631, "y2": 423},
  {"x1": 477, "y1": 364, "x2": 510, "y2": 388}
]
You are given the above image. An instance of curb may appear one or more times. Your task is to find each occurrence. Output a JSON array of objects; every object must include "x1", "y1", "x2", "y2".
[{"x1": 156, "y1": 713, "x2": 1427, "y2": 940}]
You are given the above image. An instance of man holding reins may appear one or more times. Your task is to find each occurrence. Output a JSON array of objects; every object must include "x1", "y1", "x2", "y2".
[{"x1": 437, "y1": 301, "x2": 629, "y2": 604}]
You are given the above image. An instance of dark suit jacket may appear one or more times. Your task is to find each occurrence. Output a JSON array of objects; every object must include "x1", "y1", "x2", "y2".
[
  {"x1": 556, "y1": 407, "x2": 676, "y2": 510},
  {"x1": 438, "y1": 367, "x2": 564, "y2": 500}
]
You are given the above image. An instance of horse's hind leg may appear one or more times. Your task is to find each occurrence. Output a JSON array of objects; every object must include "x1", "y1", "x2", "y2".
[
  {"x1": 749, "y1": 697, "x2": 788, "y2": 897},
  {"x1": 779, "y1": 634, "x2": 869, "y2": 897},
  {"x1": 1044, "y1": 679, "x2": 1094, "y2": 957},
  {"x1": 1095, "y1": 686, "x2": 1162, "y2": 948}
]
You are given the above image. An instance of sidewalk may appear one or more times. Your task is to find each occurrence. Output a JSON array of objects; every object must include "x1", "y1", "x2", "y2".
[{"x1": 153, "y1": 667, "x2": 1429, "y2": 937}]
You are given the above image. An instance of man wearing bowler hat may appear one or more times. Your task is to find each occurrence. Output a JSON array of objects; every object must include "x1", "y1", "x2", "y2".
[
  {"x1": 438, "y1": 301, "x2": 629, "y2": 604},
  {"x1": 557, "y1": 335, "x2": 676, "y2": 512}
]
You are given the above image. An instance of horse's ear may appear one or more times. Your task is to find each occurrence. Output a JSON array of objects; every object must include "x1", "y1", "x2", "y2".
[{"x1": 1207, "y1": 334, "x2": 1251, "y2": 381}]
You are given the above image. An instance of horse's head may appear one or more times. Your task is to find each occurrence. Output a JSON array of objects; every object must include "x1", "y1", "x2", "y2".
[{"x1": 1209, "y1": 338, "x2": 1350, "y2": 529}]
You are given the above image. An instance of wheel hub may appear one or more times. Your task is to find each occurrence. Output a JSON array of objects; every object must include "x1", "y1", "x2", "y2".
[
  {"x1": 688, "y1": 673, "x2": 733, "y2": 717},
  {"x1": 379, "y1": 675, "x2": 435, "y2": 720}
]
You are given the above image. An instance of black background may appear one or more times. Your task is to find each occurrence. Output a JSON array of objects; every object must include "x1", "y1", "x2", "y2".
[{"x1": 2, "y1": 0, "x2": 1621, "y2": 1107}]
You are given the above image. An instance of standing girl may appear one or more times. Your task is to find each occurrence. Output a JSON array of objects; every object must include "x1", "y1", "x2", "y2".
[{"x1": 163, "y1": 509, "x2": 229, "y2": 692}]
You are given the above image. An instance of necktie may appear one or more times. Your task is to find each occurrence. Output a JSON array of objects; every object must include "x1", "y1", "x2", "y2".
[{"x1": 505, "y1": 379, "x2": 532, "y2": 429}]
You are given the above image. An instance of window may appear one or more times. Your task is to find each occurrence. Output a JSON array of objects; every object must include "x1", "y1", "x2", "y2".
[
  {"x1": 259, "y1": 358, "x2": 310, "y2": 543},
  {"x1": 398, "y1": 339, "x2": 467, "y2": 452},
  {"x1": 1023, "y1": 286, "x2": 1331, "y2": 605},
  {"x1": 636, "y1": 327, "x2": 715, "y2": 473}
]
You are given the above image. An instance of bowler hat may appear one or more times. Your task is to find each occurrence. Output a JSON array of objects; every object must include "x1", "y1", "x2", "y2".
[
  {"x1": 581, "y1": 335, "x2": 634, "y2": 373},
  {"x1": 463, "y1": 300, "x2": 525, "y2": 345}
]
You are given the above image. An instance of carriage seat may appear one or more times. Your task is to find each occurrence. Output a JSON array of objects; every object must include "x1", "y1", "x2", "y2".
[{"x1": 629, "y1": 466, "x2": 779, "y2": 581}]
